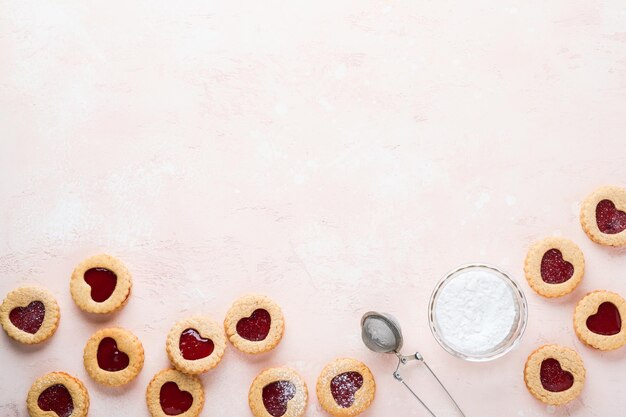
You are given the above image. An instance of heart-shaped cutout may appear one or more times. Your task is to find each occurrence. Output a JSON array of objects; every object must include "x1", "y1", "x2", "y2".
[
  {"x1": 540, "y1": 249, "x2": 574, "y2": 284},
  {"x1": 331, "y1": 371, "x2": 364, "y2": 408},
  {"x1": 262, "y1": 380, "x2": 296, "y2": 417},
  {"x1": 179, "y1": 328, "x2": 214, "y2": 360},
  {"x1": 586, "y1": 302, "x2": 622, "y2": 336},
  {"x1": 9, "y1": 301, "x2": 45, "y2": 334},
  {"x1": 38, "y1": 384, "x2": 74, "y2": 417},
  {"x1": 540, "y1": 358, "x2": 574, "y2": 392},
  {"x1": 97, "y1": 337, "x2": 129, "y2": 372},
  {"x1": 84, "y1": 267, "x2": 117, "y2": 303},
  {"x1": 160, "y1": 381, "x2": 193, "y2": 416},
  {"x1": 595, "y1": 199, "x2": 626, "y2": 234},
  {"x1": 236, "y1": 309, "x2": 271, "y2": 341}
]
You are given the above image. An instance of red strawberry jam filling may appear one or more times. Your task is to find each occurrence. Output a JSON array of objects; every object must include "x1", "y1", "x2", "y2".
[
  {"x1": 331, "y1": 371, "x2": 364, "y2": 408},
  {"x1": 38, "y1": 384, "x2": 74, "y2": 417},
  {"x1": 540, "y1": 249, "x2": 574, "y2": 284},
  {"x1": 236, "y1": 309, "x2": 271, "y2": 341},
  {"x1": 9, "y1": 300, "x2": 45, "y2": 334},
  {"x1": 179, "y1": 328, "x2": 214, "y2": 360},
  {"x1": 160, "y1": 381, "x2": 193, "y2": 416},
  {"x1": 586, "y1": 302, "x2": 622, "y2": 336},
  {"x1": 84, "y1": 267, "x2": 117, "y2": 302},
  {"x1": 596, "y1": 199, "x2": 626, "y2": 234},
  {"x1": 540, "y1": 358, "x2": 574, "y2": 392},
  {"x1": 262, "y1": 380, "x2": 296, "y2": 417},
  {"x1": 97, "y1": 337, "x2": 129, "y2": 372}
]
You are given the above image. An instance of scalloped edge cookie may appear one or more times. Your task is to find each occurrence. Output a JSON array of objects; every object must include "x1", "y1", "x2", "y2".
[
  {"x1": 166, "y1": 316, "x2": 226, "y2": 375},
  {"x1": 84, "y1": 327, "x2": 144, "y2": 386},
  {"x1": 574, "y1": 290, "x2": 626, "y2": 351},
  {"x1": 70, "y1": 254, "x2": 132, "y2": 314},
  {"x1": 0, "y1": 285, "x2": 60, "y2": 344},
  {"x1": 524, "y1": 237, "x2": 584, "y2": 298},
  {"x1": 27, "y1": 371, "x2": 90, "y2": 417},
  {"x1": 146, "y1": 369, "x2": 205, "y2": 417},
  {"x1": 224, "y1": 294, "x2": 284, "y2": 354},
  {"x1": 524, "y1": 344, "x2": 585, "y2": 406},
  {"x1": 249, "y1": 367, "x2": 308, "y2": 417},
  {"x1": 316, "y1": 358, "x2": 376, "y2": 417},
  {"x1": 580, "y1": 186, "x2": 626, "y2": 246}
]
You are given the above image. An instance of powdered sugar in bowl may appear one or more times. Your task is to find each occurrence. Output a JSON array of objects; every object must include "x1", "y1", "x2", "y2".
[{"x1": 428, "y1": 264, "x2": 528, "y2": 361}]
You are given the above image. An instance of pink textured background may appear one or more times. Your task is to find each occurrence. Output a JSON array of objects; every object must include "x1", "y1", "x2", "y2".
[{"x1": 1, "y1": 1, "x2": 626, "y2": 416}]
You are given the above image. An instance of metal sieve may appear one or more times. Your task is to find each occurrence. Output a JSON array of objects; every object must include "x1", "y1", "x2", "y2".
[{"x1": 361, "y1": 311, "x2": 467, "y2": 417}]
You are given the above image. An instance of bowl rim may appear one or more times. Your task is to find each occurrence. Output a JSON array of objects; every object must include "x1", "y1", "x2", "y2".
[{"x1": 428, "y1": 263, "x2": 528, "y2": 362}]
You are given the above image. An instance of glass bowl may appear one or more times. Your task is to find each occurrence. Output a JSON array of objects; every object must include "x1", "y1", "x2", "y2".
[{"x1": 428, "y1": 263, "x2": 528, "y2": 362}]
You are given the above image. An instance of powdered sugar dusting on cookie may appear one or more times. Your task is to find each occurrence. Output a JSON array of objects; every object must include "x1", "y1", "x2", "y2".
[
  {"x1": 262, "y1": 380, "x2": 296, "y2": 417},
  {"x1": 317, "y1": 358, "x2": 374, "y2": 414},
  {"x1": 330, "y1": 371, "x2": 363, "y2": 408}
]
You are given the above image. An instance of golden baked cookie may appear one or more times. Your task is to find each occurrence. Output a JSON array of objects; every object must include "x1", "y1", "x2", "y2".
[
  {"x1": 0, "y1": 286, "x2": 60, "y2": 344},
  {"x1": 524, "y1": 344, "x2": 585, "y2": 406},
  {"x1": 146, "y1": 369, "x2": 205, "y2": 417},
  {"x1": 524, "y1": 237, "x2": 584, "y2": 298},
  {"x1": 83, "y1": 327, "x2": 144, "y2": 386},
  {"x1": 27, "y1": 371, "x2": 89, "y2": 417},
  {"x1": 316, "y1": 358, "x2": 375, "y2": 417},
  {"x1": 573, "y1": 291, "x2": 626, "y2": 350},
  {"x1": 166, "y1": 316, "x2": 226, "y2": 375},
  {"x1": 249, "y1": 367, "x2": 308, "y2": 417},
  {"x1": 580, "y1": 186, "x2": 626, "y2": 246},
  {"x1": 224, "y1": 294, "x2": 284, "y2": 354},
  {"x1": 70, "y1": 254, "x2": 132, "y2": 314}
]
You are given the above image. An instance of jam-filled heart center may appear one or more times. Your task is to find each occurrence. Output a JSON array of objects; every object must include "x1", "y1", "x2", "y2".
[
  {"x1": 38, "y1": 384, "x2": 74, "y2": 417},
  {"x1": 160, "y1": 381, "x2": 193, "y2": 416},
  {"x1": 331, "y1": 371, "x2": 364, "y2": 408},
  {"x1": 97, "y1": 337, "x2": 129, "y2": 372},
  {"x1": 595, "y1": 199, "x2": 626, "y2": 234},
  {"x1": 586, "y1": 302, "x2": 622, "y2": 336},
  {"x1": 262, "y1": 380, "x2": 296, "y2": 417},
  {"x1": 236, "y1": 309, "x2": 271, "y2": 341},
  {"x1": 84, "y1": 267, "x2": 117, "y2": 302},
  {"x1": 540, "y1": 249, "x2": 574, "y2": 284},
  {"x1": 179, "y1": 328, "x2": 214, "y2": 360},
  {"x1": 540, "y1": 358, "x2": 574, "y2": 392},
  {"x1": 9, "y1": 300, "x2": 45, "y2": 334}
]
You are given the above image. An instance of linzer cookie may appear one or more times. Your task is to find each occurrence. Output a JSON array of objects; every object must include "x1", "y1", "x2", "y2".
[
  {"x1": 574, "y1": 291, "x2": 626, "y2": 351},
  {"x1": 224, "y1": 294, "x2": 284, "y2": 354},
  {"x1": 524, "y1": 237, "x2": 584, "y2": 297},
  {"x1": 580, "y1": 186, "x2": 626, "y2": 246},
  {"x1": 0, "y1": 286, "x2": 60, "y2": 344},
  {"x1": 70, "y1": 254, "x2": 132, "y2": 314},
  {"x1": 166, "y1": 317, "x2": 226, "y2": 375},
  {"x1": 316, "y1": 358, "x2": 375, "y2": 417},
  {"x1": 27, "y1": 372, "x2": 90, "y2": 417},
  {"x1": 146, "y1": 369, "x2": 205, "y2": 417},
  {"x1": 249, "y1": 367, "x2": 308, "y2": 417},
  {"x1": 524, "y1": 344, "x2": 585, "y2": 406},
  {"x1": 83, "y1": 327, "x2": 144, "y2": 386}
]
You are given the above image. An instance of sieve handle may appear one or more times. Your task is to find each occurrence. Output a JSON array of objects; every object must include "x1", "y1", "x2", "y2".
[{"x1": 393, "y1": 352, "x2": 466, "y2": 417}]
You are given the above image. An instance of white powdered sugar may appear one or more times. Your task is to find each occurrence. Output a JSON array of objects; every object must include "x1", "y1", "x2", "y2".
[{"x1": 435, "y1": 269, "x2": 518, "y2": 355}]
